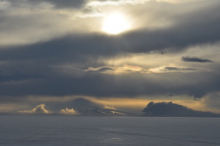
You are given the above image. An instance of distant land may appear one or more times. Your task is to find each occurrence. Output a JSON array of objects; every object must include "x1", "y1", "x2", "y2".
[
  {"x1": 1, "y1": 98, "x2": 220, "y2": 117},
  {"x1": 142, "y1": 102, "x2": 220, "y2": 117},
  {"x1": 64, "y1": 98, "x2": 128, "y2": 116}
]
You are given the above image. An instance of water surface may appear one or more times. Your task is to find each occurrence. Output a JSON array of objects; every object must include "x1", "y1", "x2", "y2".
[{"x1": 1, "y1": 116, "x2": 220, "y2": 146}]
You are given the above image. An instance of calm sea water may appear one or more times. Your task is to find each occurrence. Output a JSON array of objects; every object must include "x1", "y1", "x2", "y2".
[{"x1": 0, "y1": 116, "x2": 220, "y2": 146}]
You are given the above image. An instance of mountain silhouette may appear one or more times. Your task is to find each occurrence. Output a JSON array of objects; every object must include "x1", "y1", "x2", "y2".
[
  {"x1": 142, "y1": 102, "x2": 220, "y2": 117},
  {"x1": 69, "y1": 98, "x2": 126, "y2": 116}
]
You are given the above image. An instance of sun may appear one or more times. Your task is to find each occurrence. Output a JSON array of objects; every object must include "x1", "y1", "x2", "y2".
[{"x1": 102, "y1": 13, "x2": 130, "y2": 35}]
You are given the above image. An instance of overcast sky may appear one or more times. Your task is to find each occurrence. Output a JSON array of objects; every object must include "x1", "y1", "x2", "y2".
[{"x1": 0, "y1": 0, "x2": 220, "y2": 115}]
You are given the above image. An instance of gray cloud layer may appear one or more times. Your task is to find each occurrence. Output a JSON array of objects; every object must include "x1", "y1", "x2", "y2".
[
  {"x1": 0, "y1": 0, "x2": 220, "y2": 103},
  {"x1": 8, "y1": 0, "x2": 88, "y2": 9}
]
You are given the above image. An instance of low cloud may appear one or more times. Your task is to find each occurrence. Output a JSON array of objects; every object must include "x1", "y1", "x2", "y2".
[
  {"x1": 182, "y1": 56, "x2": 213, "y2": 63},
  {"x1": 203, "y1": 92, "x2": 220, "y2": 110},
  {"x1": 60, "y1": 108, "x2": 77, "y2": 115},
  {"x1": 19, "y1": 104, "x2": 50, "y2": 114},
  {"x1": 66, "y1": 98, "x2": 127, "y2": 116}
]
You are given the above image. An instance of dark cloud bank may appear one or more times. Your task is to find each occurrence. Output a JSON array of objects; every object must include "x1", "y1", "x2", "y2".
[
  {"x1": 182, "y1": 56, "x2": 213, "y2": 63},
  {"x1": 0, "y1": 34, "x2": 220, "y2": 99},
  {"x1": 142, "y1": 102, "x2": 220, "y2": 117}
]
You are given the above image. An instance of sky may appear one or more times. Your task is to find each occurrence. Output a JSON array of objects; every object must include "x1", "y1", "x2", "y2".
[{"x1": 0, "y1": 0, "x2": 220, "y2": 116}]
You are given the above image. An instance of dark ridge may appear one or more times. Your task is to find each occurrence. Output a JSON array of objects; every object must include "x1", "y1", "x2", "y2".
[{"x1": 142, "y1": 102, "x2": 220, "y2": 117}]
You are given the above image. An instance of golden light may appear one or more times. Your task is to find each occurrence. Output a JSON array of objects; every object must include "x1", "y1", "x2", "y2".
[{"x1": 102, "y1": 13, "x2": 130, "y2": 35}]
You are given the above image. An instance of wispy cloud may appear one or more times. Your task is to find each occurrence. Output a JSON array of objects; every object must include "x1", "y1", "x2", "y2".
[
  {"x1": 148, "y1": 65, "x2": 209, "y2": 73},
  {"x1": 86, "y1": 64, "x2": 209, "y2": 74},
  {"x1": 85, "y1": 64, "x2": 146, "y2": 74}
]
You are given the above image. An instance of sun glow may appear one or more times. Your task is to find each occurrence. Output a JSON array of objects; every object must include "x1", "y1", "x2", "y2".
[{"x1": 102, "y1": 13, "x2": 130, "y2": 34}]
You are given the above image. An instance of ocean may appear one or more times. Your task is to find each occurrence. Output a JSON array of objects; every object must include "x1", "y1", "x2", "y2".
[{"x1": 0, "y1": 116, "x2": 220, "y2": 146}]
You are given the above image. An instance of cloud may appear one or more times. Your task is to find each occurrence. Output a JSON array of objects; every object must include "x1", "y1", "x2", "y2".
[
  {"x1": 1, "y1": 0, "x2": 220, "y2": 48},
  {"x1": 87, "y1": 0, "x2": 184, "y2": 6},
  {"x1": 0, "y1": 0, "x2": 219, "y2": 101},
  {"x1": 0, "y1": 8, "x2": 78, "y2": 46},
  {"x1": 8, "y1": 0, "x2": 88, "y2": 9},
  {"x1": 66, "y1": 98, "x2": 127, "y2": 116},
  {"x1": 85, "y1": 64, "x2": 145, "y2": 74},
  {"x1": 0, "y1": 1, "x2": 10, "y2": 10},
  {"x1": 182, "y1": 56, "x2": 213, "y2": 63},
  {"x1": 0, "y1": 58, "x2": 218, "y2": 98},
  {"x1": 0, "y1": 1, "x2": 102, "y2": 46},
  {"x1": 86, "y1": 64, "x2": 209, "y2": 74},
  {"x1": 19, "y1": 104, "x2": 50, "y2": 114},
  {"x1": 202, "y1": 92, "x2": 220, "y2": 110},
  {"x1": 60, "y1": 108, "x2": 77, "y2": 115},
  {"x1": 85, "y1": 66, "x2": 115, "y2": 73},
  {"x1": 147, "y1": 65, "x2": 208, "y2": 73},
  {"x1": 43, "y1": 0, "x2": 88, "y2": 9},
  {"x1": 87, "y1": 0, "x2": 148, "y2": 6},
  {"x1": 18, "y1": 99, "x2": 124, "y2": 115},
  {"x1": 142, "y1": 102, "x2": 220, "y2": 117}
]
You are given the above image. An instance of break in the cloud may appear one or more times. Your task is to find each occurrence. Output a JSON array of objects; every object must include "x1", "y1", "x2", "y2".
[
  {"x1": 0, "y1": 0, "x2": 220, "y2": 115},
  {"x1": 148, "y1": 65, "x2": 209, "y2": 73},
  {"x1": 85, "y1": 64, "x2": 209, "y2": 74},
  {"x1": 88, "y1": 0, "x2": 150, "y2": 6},
  {"x1": 87, "y1": 0, "x2": 188, "y2": 6},
  {"x1": 182, "y1": 56, "x2": 213, "y2": 63}
]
